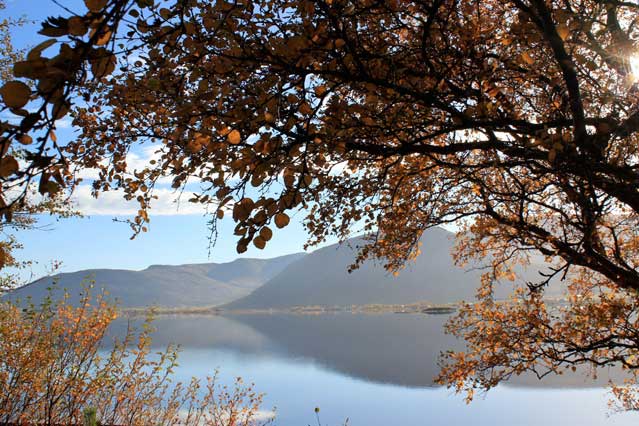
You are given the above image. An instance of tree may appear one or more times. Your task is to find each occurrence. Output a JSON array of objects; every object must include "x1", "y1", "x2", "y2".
[
  {"x1": 0, "y1": 288, "x2": 269, "y2": 425},
  {"x1": 0, "y1": 0, "x2": 29, "y2": 86},
  {"x1": 1, "y1": 0, "x2": 639, "y2": 408},
  {"x1": 0, "y1": 0, "x2": 78, "y2": 286}
]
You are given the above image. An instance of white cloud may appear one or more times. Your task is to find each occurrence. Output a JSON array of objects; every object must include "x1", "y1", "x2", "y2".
[
  {"x1": 72, "y1": 185, "x2": 209, "y2": 216},
  {"x1": 70, "y1": 145, "x2": 218, "y2": 216},
  {"x1": 76, "y1": 145, "x2": 177, "y2": 186},
  {"x1": 55, "y1": 118, "x2": 74, "y2": 129}
]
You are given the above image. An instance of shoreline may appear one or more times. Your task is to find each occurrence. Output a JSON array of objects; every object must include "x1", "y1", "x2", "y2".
[
  {"x1": 121, "y1": 300, "x2": 461, "y2": 317},
  {"x1": 120, "y1": 297, "x2": 571, "y2": 318}
]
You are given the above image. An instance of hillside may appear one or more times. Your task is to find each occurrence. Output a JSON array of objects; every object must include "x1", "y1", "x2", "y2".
[
  {"x1": 6, "y1": 228, "x2": 561, "y2": 311},
  {"x1": 5, "y1": 253, "x2": 304, "y2": 308},
  {"x1": 225, "y1": 227, "x2": 561, "y2": 309}
]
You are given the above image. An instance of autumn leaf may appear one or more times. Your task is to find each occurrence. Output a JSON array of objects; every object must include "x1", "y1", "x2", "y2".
[
  {"x1": 274, "y1": 213, "x2": 290, "y2": 228},
  {"x1": 90, "y1": 49, "x2": 116, "y2": 78},
  {"x1": 227, "y1": 129, "x2": 241, "y2": 145},
  {"x1": 85, "y1": 0, "x2": 107, "y2": 12},
  {"x1": 520, "y1": 52, "x2": 534, "y2": 65},
  {"x1": 556, "y1": 24, "x2": 570, "y2": 41},
  {"x1": 0, "y1": 156, "x2": 19, "y2": 178},
  {"x1": 253, "y1": 235, "x2": 266, "y2": 249},
  {"x1": 314, "y1": 85, "x2": 327, "y2": 97},
  {"x1": 18, "y1": 134, "x2": 32, "y2": 145},
  {"x1": 259, "y1": 226, "x2": 273, "y2": 241},
  {"x1": 13, "y1": 59, "x2": 47, "y2": 79},
  {"x1": 236, "y1": 241, "x2": 248, "y2": 253},
  {"x1": 68, "y1": 17, "x2": 88, "y2": 36},
  {"x1": 27, "y1": 39, "x2": 56, "y2": 60},
  {"x1": 0, "y1": 81, "x2": 31, "y2": 108},
  {"x1": 264, "y1": 111, "x2": 275, "y2": 123},
  {"x1": 94, "y1": 29, "x2": 112, "y2": 46}
]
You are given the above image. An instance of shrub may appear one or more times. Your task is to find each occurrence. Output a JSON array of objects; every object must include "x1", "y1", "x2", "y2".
[{"x1": 0, "y1": 288, "x2": 271, "y2": 425}]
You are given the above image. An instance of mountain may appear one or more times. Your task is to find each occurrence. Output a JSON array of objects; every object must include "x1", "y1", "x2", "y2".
[
  {"x1": 225, "y1": 227, "x2": 561, "y2": 309},
  {"x1": 6, "y1": 227, "x2": 561, "y2": 311},
  {"x1": 5, "y1": 253, "x2": 304, "y2": 308}
]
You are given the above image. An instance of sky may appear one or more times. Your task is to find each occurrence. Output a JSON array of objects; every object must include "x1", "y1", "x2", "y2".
[{"x1": 1, "y1": 0, "x2": 335, "y2": 281}]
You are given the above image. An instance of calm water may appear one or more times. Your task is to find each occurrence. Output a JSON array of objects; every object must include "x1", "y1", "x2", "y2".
[{"x1": 109, "y1": 313, "x2": 639, "y2": 425}]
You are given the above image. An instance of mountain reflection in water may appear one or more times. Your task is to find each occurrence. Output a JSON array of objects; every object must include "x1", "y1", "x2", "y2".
[
  {"x1": 109, "y1": 312, "x2": 627, "y2": 389},
  {"x1": 103, "y1": 312, "x2": 639, "y2": 425}
]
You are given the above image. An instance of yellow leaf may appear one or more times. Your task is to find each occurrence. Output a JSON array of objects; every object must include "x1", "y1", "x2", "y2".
[
  {"x1": 136, "y1": 19, "x2": 150, "y2": 34},
  {"x1": 39, "y1": 26, "x2": 68, "y2": 37},
  {"x1": 233, "y1": 198, "x2": 254, "y2": 221},
  {"x1": 0, "y1": 81, "x2": 31, "y2": 109},
  {"x1": 227, "y1": 129, "x2": 241, "y2": 145},
  {"x1": 486, "y1": 87, "x2": 501, "y2": 98}
]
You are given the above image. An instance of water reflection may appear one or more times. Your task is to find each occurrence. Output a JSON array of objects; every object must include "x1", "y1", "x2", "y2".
[
  {"x1": 111, "y1": 312, "x2": 627, "y2": 389},
  {"x1": 104, "y1": 313, "x2": 639, "y2": 425}
]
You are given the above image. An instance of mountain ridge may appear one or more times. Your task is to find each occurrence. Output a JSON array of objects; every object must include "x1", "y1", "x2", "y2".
[
  {"x1": 6, "y1": 227, "x2": 561, "y2": 310},
  {"x1": 225, "y1": 227, "x2": 562, "y2": 309},
  {"x1": 5, "y1": 253, "x2": 305, "y2": 308}
]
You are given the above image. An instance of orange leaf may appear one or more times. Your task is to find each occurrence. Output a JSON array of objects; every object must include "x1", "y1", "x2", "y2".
[
  {"x1": 274, "y1": 212, "x2": 290, "y2": 228},
  {"x1": 227, "y1": 129, "x2": 242, "y2": 145},
  {"x1": 0, "y1": 81, "x2": 31, "y2": 109}
]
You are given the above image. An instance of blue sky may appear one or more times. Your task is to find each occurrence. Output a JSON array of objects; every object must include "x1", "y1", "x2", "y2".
[{"x1": 2, "y1": 0, "x2": 332, "y2": 280}]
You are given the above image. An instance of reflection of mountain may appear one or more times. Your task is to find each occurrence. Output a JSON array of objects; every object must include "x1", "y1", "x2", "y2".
[
  {"x1": 108, "y1": 315, "x2": 275, "y2": 353},
  {"x1": 227, "y1": 227, "x2": 563, "y2": 310},
  {"x1": 230, "y1": 312, "x2": 456, "y2": 388},
  {"x1": 128, "y1": 313, "x2": 628, "y2": 389},
  {"x1": 6, "y1": 254, "x2": 303, "y2": 308}
]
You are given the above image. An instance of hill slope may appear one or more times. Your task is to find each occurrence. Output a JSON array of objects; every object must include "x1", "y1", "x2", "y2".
[
  {"x1": 5, "y1": 253, "x2": 304, "y2": 308},
  {"x1": 226, "y1": 227, "x2": 560, "y2": 309}
]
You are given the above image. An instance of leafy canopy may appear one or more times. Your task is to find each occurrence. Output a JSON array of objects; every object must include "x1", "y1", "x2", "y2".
[
  {"x1": 0, "y1": 0, "x2": 78, "y2": 279},
  {"x1": 2, "y1": 0, "x2": 639, "y2": 407}
]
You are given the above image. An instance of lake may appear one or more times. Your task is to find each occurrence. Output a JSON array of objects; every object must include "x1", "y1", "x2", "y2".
[{"x1": 109, "y1": 312, "x2": 639, "y2": 425}]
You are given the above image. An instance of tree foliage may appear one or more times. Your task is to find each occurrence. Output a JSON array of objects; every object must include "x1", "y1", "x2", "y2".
[
  {"x1": 0, "y1": 288, "x2": 270, "y2": 425},
  {"x1": 2, "y1": 0, "x2": 639, "y2": 407},
  {"x1": 0, "y1": 0, "x2": 29, "y2": 87},
  {"x1": 0, "y1": 0, "x2": 78, "y2": 281}
]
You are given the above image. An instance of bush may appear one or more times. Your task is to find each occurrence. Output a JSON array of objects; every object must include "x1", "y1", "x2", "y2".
[{"x1": 0, "y1": 288, "x2": 271, "y2": 425}]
